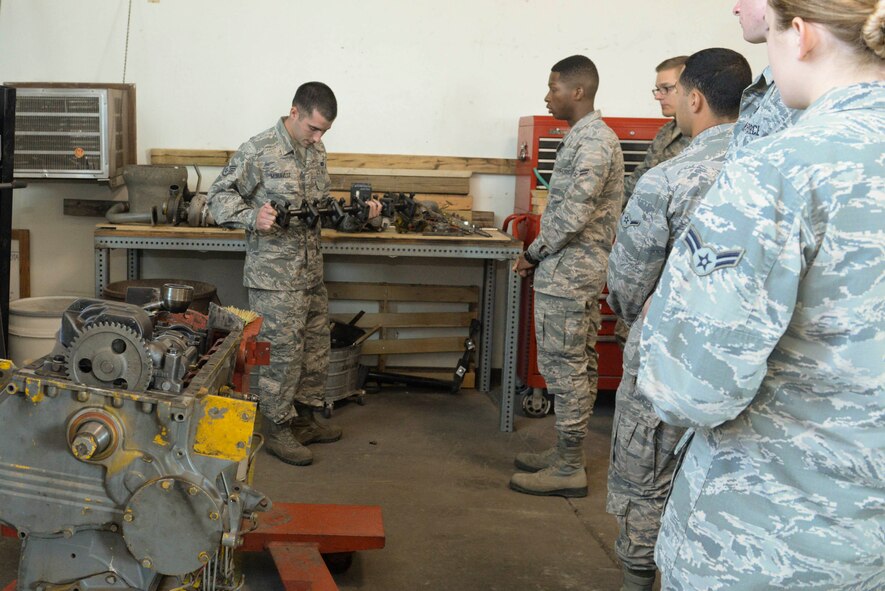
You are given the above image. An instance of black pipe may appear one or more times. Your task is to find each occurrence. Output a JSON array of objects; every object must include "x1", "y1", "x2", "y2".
[
  {"x1": 361, "y1": 370, "x2": 452, "y2": 391},
  {"x1": 0, "y1": 86, "x2": 16, "y2": 358}
]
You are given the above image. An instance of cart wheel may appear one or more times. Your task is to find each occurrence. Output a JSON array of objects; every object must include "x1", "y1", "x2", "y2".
[
  {"x1": 521, "y1": 389, "x2": 552, "y2": 418},
  {"x1": 323, "y1": 551, "x2": 354, "y2": 574},
  {"x1": 323, "y1": 403, "x2": 333, "y2": 419}
]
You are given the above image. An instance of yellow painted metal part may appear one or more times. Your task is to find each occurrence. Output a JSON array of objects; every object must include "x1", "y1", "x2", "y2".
[
  {"x1": 153, "y1": 426, "x2": 170, "y2": 447},
  {"x1": 24, "y1": 378, "x2": 45, "y2": 404},
  {"x1": 193, "y1": 395, "x2": 256, "y2": 462}
]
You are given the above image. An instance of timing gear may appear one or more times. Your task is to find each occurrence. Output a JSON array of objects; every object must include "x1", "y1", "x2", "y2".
[{"x1": 65, "y1": 321, "x2": 153, "y2": 391}]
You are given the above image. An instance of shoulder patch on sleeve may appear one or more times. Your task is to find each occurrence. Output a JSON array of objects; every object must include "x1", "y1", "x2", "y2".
[
  {"x1": 221, "y1": 164, "x2": 236, "y2": 176},
  {"x1": 620, "y1": 212, "x2": 641, "y2": 230},
  {"x1": 684, "y1": 226, "x2": 744, "y2": 276}
]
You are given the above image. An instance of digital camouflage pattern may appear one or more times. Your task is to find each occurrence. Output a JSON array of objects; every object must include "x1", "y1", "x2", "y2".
[
  {"x1": 726, "y1": 66, "x2": 801, "y2": 158},
  {"x1": 605, "y1": 123, "x2": 734, "y2": 571},
  {"x1": 616, "y1": 118, "x2": 690, "y2": 349},
  {"x1": 249, "y1": 284, "x2": 330, "y2": 423},
  {"x1": 638, "y1": 83, "x2": 885, "y2": 590},
  {"x1": 208, "y1": 117, "x2": 330, "y2": 291},
  {"x1": 208, "y1": 117, "x2": 333, "y2": 423},
  {"x1": 622, "y1": 119, "x2": 690, "y2": 203},
  {"x1": 534, "y1": 292, "x2": 600, "y2": 441},
  {"x1": 526, "y1": 111, "x2": 623, "y2": 440},
  {"x1": 526, "y1": 110, "x2": 623, "y2": 301}
]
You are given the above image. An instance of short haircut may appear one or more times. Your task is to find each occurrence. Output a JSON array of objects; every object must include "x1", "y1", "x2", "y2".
[
  {"x1": 679, "y1": 48, "x2": 752, "y2": 119},
  {"x1": 292, "y1": 82, "x2": 337, "y2": 121},
  {"x1": 656, "y1": 56, "x2": 689, "y2": 72},
  {"x1": 551, "y1": 55, "x2": 600, "y2": 97}
]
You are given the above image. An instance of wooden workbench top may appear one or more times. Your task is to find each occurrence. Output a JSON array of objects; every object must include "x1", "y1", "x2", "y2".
[{"x1": 94, "y1": 223, "x2": 522, "y2": 247}]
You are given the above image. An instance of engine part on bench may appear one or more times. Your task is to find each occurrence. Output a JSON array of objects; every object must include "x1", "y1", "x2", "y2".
[
  {"x1": 0, "y1": 297, "x2": 270, "y2": 589},
  {"x1": 105, "y1": 165, "x2": 190, "y2": 226},
  {"x1": 271, "y1": 195, "x2": 368, "y2": 230},
  {"x1": 124, "y1": 164, "x2": 189, "y2": 214},
  {"x1": 185, "y1": 192, "x2": 215, "y2": 227},
  {"x1": 105, "y1": 200, "x2": 159, "y2": 225},
  {"x1": 161, "y1": 184, "x2": 187, "y2": 225}
]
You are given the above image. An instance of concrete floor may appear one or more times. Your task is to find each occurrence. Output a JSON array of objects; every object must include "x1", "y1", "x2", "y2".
[{"x1": 0, "y1": 387, "x2": 629, "y2": 591}]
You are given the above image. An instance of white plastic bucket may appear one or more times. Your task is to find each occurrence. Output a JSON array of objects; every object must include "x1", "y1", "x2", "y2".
[{"x1": 8, "y1": 296, "x2": 78, "y2": 367}]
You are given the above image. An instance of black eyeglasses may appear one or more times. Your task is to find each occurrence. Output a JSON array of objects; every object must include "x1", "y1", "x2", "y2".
[{"x1": 652, "y1": 84, "x2": 676, "y2": 97}]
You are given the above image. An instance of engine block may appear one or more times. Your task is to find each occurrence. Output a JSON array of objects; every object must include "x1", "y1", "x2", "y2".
[{"x1": 0, "y1": 297, "x2": 270, "y2": 590}]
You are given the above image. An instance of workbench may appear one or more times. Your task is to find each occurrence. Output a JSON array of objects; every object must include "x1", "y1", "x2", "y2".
[{"x1": 93, "y1": 224, "x2": 524, "y2": 432}]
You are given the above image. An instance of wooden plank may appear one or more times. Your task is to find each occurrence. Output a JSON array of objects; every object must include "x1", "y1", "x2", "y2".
[
  {"x1": 330, "y1": 167, "x2": 470, "y2": 179},
  {"x1": 329, "y1": 153, "x2": 515, "y2": 174},
  {"x1": 415, "y1": 194, "x2": 473, "y2": 210},
  {"x1": 326, "y1": 282, "x2": 479, "y2": 303},
  {"x1": 149, "y1": 149, "x2": 516, "y2": 174},
  {"x1": 151, "y1": 149, "x2": 236, "y2": 166},
  {"x1": 329, "y1": 311, "x2": 475, "y2": 328},
  {"x1": 470, "y1": 211, "x2": 495, "y2": 227},
  {"x1": 329, "y1": 171, "x2": 469, "y2": 194},
  {"x1": 64, "y1": 199, "x2": 118, "y2": 217},
  {"x1": 361, "y1": 336, "x2": 464, "y2": 355}
]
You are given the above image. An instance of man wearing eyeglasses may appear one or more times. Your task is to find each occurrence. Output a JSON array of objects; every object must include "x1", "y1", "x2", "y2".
[
  {"x1": 616, "y1": 57, "x2": 691, "y2": 351},
  {"x1": 621, "y1": 57, "x2": 692, "y2": 204}
]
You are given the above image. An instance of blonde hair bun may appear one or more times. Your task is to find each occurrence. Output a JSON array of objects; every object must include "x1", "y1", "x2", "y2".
[{"x1": 863, "y1": 0, "x2": 885, "y2": 58}]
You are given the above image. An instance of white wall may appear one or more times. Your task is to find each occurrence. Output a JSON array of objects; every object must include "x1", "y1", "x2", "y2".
[{"x1": 0, "y1": 0, "x2": 766, "y2": 364}]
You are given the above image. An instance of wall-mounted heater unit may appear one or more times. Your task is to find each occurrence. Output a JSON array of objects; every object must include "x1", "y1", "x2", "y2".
[{"x1": 9, "y1": 84, "x2": 136, "y2": 184}]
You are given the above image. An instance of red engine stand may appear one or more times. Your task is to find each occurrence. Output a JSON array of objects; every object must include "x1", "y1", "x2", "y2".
[{"x1": 2, "y1": 502, "x2": 385, "y2": 591}]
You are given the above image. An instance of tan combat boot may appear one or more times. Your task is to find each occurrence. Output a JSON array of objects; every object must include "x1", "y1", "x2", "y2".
[
  {"x1": 265, "y1": 419, "x2": 313, "y2": 466},
  {"x1": 514, "y1": 445, "x2": 558, "y2": 472},
  {"x1": 291, "y1": 403, "x2": 343, "y2": 445},
  {"x1": 509, "y1": 437, "x2": 587, "y2": 497}
]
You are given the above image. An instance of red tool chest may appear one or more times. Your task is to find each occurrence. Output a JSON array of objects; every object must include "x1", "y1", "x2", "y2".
[{"x1": 506, "y1": 115, "x2": 669, "y2": 416}]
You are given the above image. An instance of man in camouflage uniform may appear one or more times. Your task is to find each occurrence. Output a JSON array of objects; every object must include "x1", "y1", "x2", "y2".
[
  {"x1": 726, "y1": 0, "x2": 801, "y2": 155},
  {"x1": 510, "y1": 55, "x2": 623, "y2": 498},
  {"x1": 616, "y1": 55, "x2": 692, "y2": 350},
  {"x1": 208, "y1": 82, "x2": 380, "y2": 466},
  {"x1": 621, "y1": 56, "x2": 691, "y2": 203},
  {"x1": 605, "y1": 49, "x2": 751, "y2": 591}
]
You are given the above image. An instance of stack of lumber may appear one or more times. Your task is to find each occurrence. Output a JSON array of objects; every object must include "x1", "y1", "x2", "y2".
[{"x1": 326, "y1": 281, "x2": 480, "y2": 388}]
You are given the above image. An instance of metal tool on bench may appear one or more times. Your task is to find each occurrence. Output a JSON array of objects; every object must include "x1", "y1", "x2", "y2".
[{"x1": 270, "y1": 195, "x2": 370, "y2": 230}]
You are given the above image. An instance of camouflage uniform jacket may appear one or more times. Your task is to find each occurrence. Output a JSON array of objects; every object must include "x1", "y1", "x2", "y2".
[
  {"x1": 207, "y1": 117, "x2": 330, "y2": 291},
  {"x1": 622, "y1": 119, "x2": 690, "y2": 202},
  {"x1": 607, "y1": 122, "x2": 733, "y2": 398},
  {"x1": 638, "y1": 83, "x2": 885, "y2": 589},
  {"x1": 726, "y1": 66, "x2": 801, "y2": 157},
  {"x1": 526, "y1": 111, "x2": 624, "y2": 301}
]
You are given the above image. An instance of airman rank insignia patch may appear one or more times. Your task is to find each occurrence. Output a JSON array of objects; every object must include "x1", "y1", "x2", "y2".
[
  {"x1": 684, "y1": 226, "x2": 744, "y2": 276},
  {"x1": 221, "y1": 164, "x2": 236, "y2": 176},
  {"x1": 620, "y1": 212, "x2": 641, "y2": 230}
]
